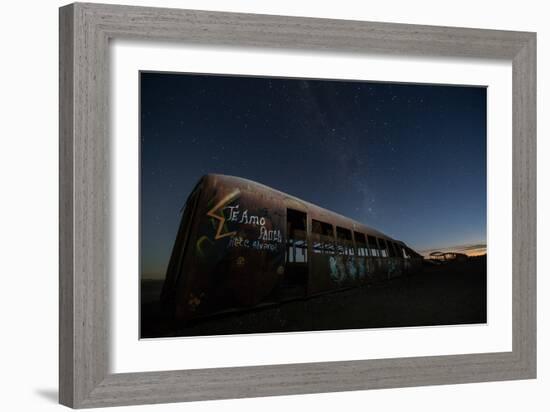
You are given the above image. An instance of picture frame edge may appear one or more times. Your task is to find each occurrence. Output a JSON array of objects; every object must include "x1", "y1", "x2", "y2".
[{"x1": 59, "y1": 2, "x2": 537, "y2": 408}]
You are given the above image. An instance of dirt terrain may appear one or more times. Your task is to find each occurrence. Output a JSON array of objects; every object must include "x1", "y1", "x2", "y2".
[{"x1": 140, "y1": 255, "x2": 486, "y2": 338}]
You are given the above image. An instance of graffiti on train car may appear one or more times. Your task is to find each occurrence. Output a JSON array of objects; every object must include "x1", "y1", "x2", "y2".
[
  {"x1": 226, "y1": 204, "x2": 263, "y2": 226},
  {"x1": 388, "y1": 259, "x2": 402, "y2": 278},
  {"x1": 197, "y1": 189, "x2": 284, "y2": 258},
  {"x1": 226, "y1": 205, "x2": 283, "y2": 243},
  {"x1": 357, "y1": 258, "x2": 367, "y2": 279},
  {"x1": 227, "y1": 236, "x2": 280, "y2": 252},
  {"x1": 205, "y1": 189, "x2": 241, "y2": 241},
  {"x1": 224, "y1": 202, "x2": 283, "y2": 252},
  {"x1": 328, "y1": 256, "x2": 370, "y2": 284},
  {"x1": 324, "y1": 255, "x2": 408, "y2": 285},
  {"x1": 195, "y1": 189, "x2": 242, "y2": 257}
]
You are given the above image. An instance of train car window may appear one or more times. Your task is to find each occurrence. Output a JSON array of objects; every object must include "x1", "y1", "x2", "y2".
[
  {"x1": 396, "y1": 243, "x2": 403, "y2": 258},
  {"x1": 388, "y1": 241, "x2": 397, "y2": 258},
  {"x1": 286, "y1": 209, "x2": 308, "y2": 263},
  {"x1": 378, "y1": 238, "x2": 389, "y2": 257},
  {"x1": 386, "y1": 239, "x2": 397, "y2": 257},
  {"x1": 354, "y1": 232, "x2": 368, "y2": 256},
  {"x1": 311, "y1": 219, "x2": 334, "y2": 254},
  {"x1": 336, "y1": 227, "x2": 353, "y2": 255},
  {"x1": 386, "y1": 241, "x2": 394, "y2": 257},
  {"x1": 367, "y1": 235, "x2": 379, "y2": 257},
  {"x1": 387, "y1": 240, "x2": 394, "y2": 257}
]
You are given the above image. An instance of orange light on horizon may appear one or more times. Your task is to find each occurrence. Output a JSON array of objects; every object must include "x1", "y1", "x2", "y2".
[{"x1": 420, "y1": 244, "x2": 487, "y2": 258}]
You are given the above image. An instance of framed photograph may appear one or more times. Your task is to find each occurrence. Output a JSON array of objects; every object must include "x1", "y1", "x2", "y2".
[
  {"x1": 59, "y1": 2, "x2": 536, "y2": 408},
  {"x1": 138, "y1": 73, "x2": 487, "y2": 340}
]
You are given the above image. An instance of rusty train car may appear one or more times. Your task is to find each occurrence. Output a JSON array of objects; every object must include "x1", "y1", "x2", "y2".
[{"x1": 160, "y1": 174, "x2": 423, "y2": 321}]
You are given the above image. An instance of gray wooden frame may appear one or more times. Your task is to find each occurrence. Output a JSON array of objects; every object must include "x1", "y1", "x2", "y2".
[{"x1": 59, "y1": 2, "x2": 536, "y2": 408}]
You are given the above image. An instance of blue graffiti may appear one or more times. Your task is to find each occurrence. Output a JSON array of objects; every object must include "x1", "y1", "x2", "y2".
[
  {"x1": 329, "y1": 256, "x2": 346, "y2": 283},
  {"x1": 346, "y1": 258, "x2": 357, "y2": 281},
  {"x1": 357, "y1": 259, "x2": 366, "y2": 279}
]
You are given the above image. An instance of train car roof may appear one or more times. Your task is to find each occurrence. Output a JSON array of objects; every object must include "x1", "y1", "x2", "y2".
[{"x1": 201, "y1": 173, "x2": 403, "y2": 243}]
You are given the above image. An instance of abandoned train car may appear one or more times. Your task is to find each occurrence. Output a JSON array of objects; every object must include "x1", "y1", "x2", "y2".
[{"x1": 160, "y1": 174, "x2": 423, "y2": 321}]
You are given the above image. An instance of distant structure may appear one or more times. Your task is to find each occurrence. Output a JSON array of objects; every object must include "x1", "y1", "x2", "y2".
[{"x1": 428, "y1": 251, "x2": 468, "y2": 262}]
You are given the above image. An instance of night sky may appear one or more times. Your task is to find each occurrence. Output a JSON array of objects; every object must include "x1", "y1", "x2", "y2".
[{"x1": 140, "y1": 72, "x2": 486, "y2": 279}]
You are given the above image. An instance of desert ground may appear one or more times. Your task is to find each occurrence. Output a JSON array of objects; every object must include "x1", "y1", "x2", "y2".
[{"x1": 140, "y1": 255, "x2": 486, "y2": 338}]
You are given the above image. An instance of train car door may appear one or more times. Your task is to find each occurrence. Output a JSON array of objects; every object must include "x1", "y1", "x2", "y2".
[{"x1": 283, "y1": 208, "x2": 308, "y2": 298}]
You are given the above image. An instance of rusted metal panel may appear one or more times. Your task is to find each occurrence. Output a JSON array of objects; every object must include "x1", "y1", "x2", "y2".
[{"x1": 162, "y1": 174, "x2": 423, "y2": 321}]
